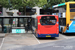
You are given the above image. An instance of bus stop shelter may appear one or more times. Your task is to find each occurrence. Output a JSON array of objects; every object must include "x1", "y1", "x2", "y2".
[{"x1": 0, "y1": 16, "x2": 32, "y2": 33}]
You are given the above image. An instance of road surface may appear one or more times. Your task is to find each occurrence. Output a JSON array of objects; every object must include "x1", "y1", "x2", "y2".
[{"x1": 1, "y1": 33, "x2": 75, "y2": 50}]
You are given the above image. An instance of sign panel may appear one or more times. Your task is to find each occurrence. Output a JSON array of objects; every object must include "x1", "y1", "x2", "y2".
[{"x1": 12, "y1": 29, "x2": 25, "y2": 33}]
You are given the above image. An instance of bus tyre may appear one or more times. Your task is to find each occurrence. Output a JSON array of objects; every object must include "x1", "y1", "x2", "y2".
[{"x1": 61, "y1": 28, "x2": 63, "y2": 34}]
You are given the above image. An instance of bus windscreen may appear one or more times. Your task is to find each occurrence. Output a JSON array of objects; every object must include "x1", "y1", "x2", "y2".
[{"x1": 40, "y1": 16, "x2": 56, "y2": 25}]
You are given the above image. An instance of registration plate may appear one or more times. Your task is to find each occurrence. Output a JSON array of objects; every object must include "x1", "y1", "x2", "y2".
[{"x1": 46, "y1": 35, "x2": 51, "y2": 37}]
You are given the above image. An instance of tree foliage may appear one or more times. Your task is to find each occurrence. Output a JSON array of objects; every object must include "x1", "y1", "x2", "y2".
[
  {"x1": 0, "y1": 0, "x2": 9, "y2": 8},
  {"x1": 0, "y1": 0, "x2": 47, "y2": 15},
  {"x1": 0, "y1": 0, "x2": 47, "y2": 9}
]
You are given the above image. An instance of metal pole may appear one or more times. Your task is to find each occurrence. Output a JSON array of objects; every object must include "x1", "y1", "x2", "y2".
[
  {"x1": 2, "y1": 18, "x2": 3, "y2": 33},
  {"x1": 17, "y1": 18, "x2": 19, "y2": 27},
  {"x1": 11, "y1": 17, "x2": 12, "y2": 33}
]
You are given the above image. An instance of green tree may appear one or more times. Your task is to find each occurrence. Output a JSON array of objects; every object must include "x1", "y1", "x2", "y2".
[
  {"x1": 0, "y1": 0, "x2": 47, "y2": 14},
  {"x1": 0, "y1": 0, "x2": 9, "y2": 8}
]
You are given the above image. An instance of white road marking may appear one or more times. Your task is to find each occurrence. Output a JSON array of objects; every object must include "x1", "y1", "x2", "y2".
[
  {"x1": 0, "y1": 38, "x2": 5, "y2": 50},
  {"x1": 33, "y1": 35, "x2": 40, "y2": 44}
]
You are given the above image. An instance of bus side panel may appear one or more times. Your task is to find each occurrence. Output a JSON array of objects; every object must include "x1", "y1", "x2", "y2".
[
  {"x1": 65, "y1": 21, "x2": 75, "y2": 33},
  {"x1": 60, "y1": 21, "x2": 75, "y2": 33},
  {"x1": 36, "y1": 16, "x2": 41, "y2": 37}
]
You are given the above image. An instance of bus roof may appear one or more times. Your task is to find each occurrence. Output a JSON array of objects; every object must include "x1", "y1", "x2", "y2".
[
  {"x1": 52, "y1": 1, "x2": 75, "y2": 8},
  {"x1": 32, "y1": 15, "x2": 58, "y2": 19},
  {"x1": 52, "y1": 3, "x2": 65, "y2": 8}
]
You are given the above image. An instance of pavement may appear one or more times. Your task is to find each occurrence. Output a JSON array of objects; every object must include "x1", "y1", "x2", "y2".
[
  {"x1": 1, "y1": 33, "x2": 39, "y2": 50},
  {"x1": 0, "y1": 38, "x2": 3, "y2": 48},
  {"x1": 11, "y1": 38, "x2": 75, "y2": 50},
  {"x1": 0, "y1": 34, "x2": 5, "y2": 38},
  {"x1": 0, "y1": 33, "x2": 75, "y2": 50},
  {"x1": 1, "y1": 33, "x2": 66, "y2": 50}
]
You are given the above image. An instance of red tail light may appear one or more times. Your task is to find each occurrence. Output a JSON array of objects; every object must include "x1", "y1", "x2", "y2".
[
  {"x1": 67, "y1": 25, "x2": 69, "y2": 27},
  {"x1": 67, "y1": 28, "x2": 69, "y2": 30},
  {"x1": 67, "y1": 24, "x2": 69, "y2": 30}
]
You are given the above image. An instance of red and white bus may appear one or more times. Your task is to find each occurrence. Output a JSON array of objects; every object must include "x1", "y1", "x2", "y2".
[{"x1": 32, "y1": 15, "x2": 59, "y2": 38}]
